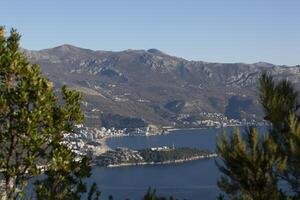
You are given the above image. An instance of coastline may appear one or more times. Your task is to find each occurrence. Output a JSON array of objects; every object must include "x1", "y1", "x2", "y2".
[
  {"x1": 105, "y1": 153, "x2": 218, "y2": 168},
  {"x1": 93, "y1": 125, "x2": 255, "y2": 158},
  {"x1": 93, "y1": 137, "x2": 112, "y2": 155},
  {"x1": 166, "y1": 127, "x2": 207, "y2": 132},
  {"x1": 93, "y1": 127, "x2": 217, "y2": 156},
  {"x1": 166, "y1": 125, "x2": 246, "y2": 133}
]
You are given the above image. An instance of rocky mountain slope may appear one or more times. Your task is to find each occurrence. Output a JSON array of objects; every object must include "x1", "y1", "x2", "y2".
[{"x1": 24, "y1": 45, "x2": 300, "y2": 128}]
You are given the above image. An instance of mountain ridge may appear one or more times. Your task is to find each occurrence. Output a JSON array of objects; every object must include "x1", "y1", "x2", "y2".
[
  {"x1": 27, "y1": 44, "x2": 298, "y2": 66},
  {"x1": 24, "y1": 44, "x2": 300, "y2": 128}
]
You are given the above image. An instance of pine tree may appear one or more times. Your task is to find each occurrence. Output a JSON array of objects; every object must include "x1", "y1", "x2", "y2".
[
  {"x1": 143, "y1": 187, "x2": 174, "y2": 200},
  {"x1": 217, "y1": 72, "x2": 300, "y2": 199},
  {"x1": 0, "y1": 27, "x2": 97, "y2": 199},
  {"x1": 259, "y1": 73, "x2": 300, "y2": 195},
  {"x1": 216, "y1": 127, "x2": 286, "y2": 200}
]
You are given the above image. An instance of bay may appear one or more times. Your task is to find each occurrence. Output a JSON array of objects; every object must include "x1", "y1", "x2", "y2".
[{"x1": 88, "y1": 127, "x2": 236, "y2": 200}]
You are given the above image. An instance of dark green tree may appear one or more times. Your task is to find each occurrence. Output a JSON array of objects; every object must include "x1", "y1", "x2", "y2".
[
  {"x1": 34, "y1": 149, "x2": 101, "y2": 200},
  {"x1": 217, "y1": 72, "x2": 300, "y2": 199},
  {"x1": 0, "y1": 27, "x2": 98, "y2": 199},
  {"x1": 259, "y1": 73, "x2": 300, "y2": 195},
  {"x1": 216, "y1": 127, "x2": 286, "y2": 200},
  {"x1": 143, "y1": 187, "x2": 174, "y2": 200}
]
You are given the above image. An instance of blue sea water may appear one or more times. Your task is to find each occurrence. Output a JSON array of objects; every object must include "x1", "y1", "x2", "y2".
[{"x1": 87, "y1": 127, "x2": 237, "y2": 200}]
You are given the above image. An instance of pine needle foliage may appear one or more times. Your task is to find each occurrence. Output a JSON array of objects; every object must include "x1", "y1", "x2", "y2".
[
  {"x1": 143, "y1": 188, "x2": 175, "y2": 200},
  {"x1": 217, "y1": 72, "x2": 300, "y2": 199},
  {"x1": 0, "y1": 27, "x2": 98, "y2": 200},
  {"x1": 259, "y1": 73, "x2": 300, "y2": 196},
  {"x1": 216, "y1": 127, "x2": 286, "y2": 200}
]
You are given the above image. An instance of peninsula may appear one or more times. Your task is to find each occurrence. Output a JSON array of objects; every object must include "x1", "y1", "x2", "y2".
[{"x1": 95, "y1": 146, "x2": 217, "y2": 167}]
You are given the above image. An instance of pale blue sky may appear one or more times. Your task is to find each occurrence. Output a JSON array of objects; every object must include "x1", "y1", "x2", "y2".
[{"x1": 1, "y1": 0, "x2": 300, "y2": 65}]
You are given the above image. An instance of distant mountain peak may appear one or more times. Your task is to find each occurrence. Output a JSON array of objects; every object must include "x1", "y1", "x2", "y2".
[
  {"x1": 147, "y1": 48, "x2": 165, "y2": 55},
  {"x1": 24, "y1": 44, "x2": 300, "y2": 127},
  {"x1": 50, "y1": 44, "x2": 87, "y2": 51},
  {"x1": 38, "y1": 44, "x2": 94, "y2": 54},
  {"x1": 252, "y1": 62, "x2": 275, "y2": 68},
  {"x1": 57, "y1": 44, "x2": 76, "y2": 48},
  {"x1": 26, "y1": 44, "x2": 298, "y2": 68}
]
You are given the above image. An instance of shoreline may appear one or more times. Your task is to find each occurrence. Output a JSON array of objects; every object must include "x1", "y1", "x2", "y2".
[
  {"x1": 93, "y1": 137, "x2": 112, "y2": 155},
  {"x1": 93, "y1": 127, "x2": 221, "y2": 156},
  {"x1": 105, "y1": 153, "x2": 218, "y2": 168},
  {"x1": 93, "y1": 125, "x2": 263, "y2": 157},
  {"x1": 165, "y1": 125, "x2": 254, "y2": 132},
  {"x1": 166, "y1": 127, "x2": 207, "y2": 132}
]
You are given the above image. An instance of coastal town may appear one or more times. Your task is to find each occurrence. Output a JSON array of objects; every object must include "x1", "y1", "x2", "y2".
[
  {"x1": 62, "y1": 112, "x2": 267, "y2": 166},
  {"x1": 173, "y1": 112, "x2": 267, "y2": 128}
]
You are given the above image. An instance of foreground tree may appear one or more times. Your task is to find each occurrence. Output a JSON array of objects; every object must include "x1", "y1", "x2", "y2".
[
  {"x1": 0, "y1": 27, "x2": 98, "y2": 199},
  {"x1": 259, "y1": 74, "x2": 300, "y2": 195},
  {"x1": 216, "y1": 128, "x2": 286, "y2": 200},
  {"x1": 217, "y1": 73, "x2": 300, "y2": 199},
  {"x1": 143, "y1": 188, "x2": 174, "y2": 200}
]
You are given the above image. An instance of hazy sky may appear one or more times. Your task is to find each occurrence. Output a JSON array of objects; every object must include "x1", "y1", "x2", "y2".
[{"x1": 1, "y1": 0, "x2": 300, "y2": 65}]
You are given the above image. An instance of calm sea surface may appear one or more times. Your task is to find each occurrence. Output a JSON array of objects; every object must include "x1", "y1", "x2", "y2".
[{"x1": 87, "y1": 127, "x2": 240, "y2": 200}]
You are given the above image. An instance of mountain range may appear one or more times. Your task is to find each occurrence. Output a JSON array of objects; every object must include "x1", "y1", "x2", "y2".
[{"x1": 23, "y1": 45, "x2": 300, "y2": 128}]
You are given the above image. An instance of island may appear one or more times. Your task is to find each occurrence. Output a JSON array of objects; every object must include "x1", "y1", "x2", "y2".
[
  {"x1": 95, "y1": 146, "x2": 217, "y2": 167},
  {"x1": 63, "y1": 125, "x2": 219, "y2": 166}
]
